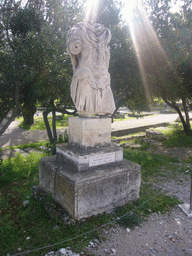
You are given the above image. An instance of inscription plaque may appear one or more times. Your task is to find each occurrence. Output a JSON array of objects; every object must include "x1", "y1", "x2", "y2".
[{"x1": 89, "y1": 152, "x2": 115, "y2": 167}]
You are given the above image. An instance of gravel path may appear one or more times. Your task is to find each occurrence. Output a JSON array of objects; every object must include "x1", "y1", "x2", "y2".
[
  {"x1": 83, "y1": 170, "x2": 192, "y2": 256},
  {"x1": 85, "y1": 207, "x2": 192, "y2": 256},
  {"x1": 0, "y1": 120, "x2": 66, "y2": 148}
]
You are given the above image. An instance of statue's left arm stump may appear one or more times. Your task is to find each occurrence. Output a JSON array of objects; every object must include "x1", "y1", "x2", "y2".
[{"x1": 39, "y1": 156, "x2": 141, "y2": 221}]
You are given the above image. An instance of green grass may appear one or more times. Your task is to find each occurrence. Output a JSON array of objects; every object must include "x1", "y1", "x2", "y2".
[
  {"x1": 145, "y1": 122, "x2": 192, "y2": 147},
  {"x1": 6, "y1": 141, "x2": 49, "y2": 151},
  {"x1": 0, "y1": 141, "x2": 185, "y2": 255},
  {"x1": 163, "y1": 130, "x2": 192, "y2": 147},
  {"x1": 18, "y1": 115, "x2": 72, "y2": 131},
  {"x1": 0, "y1": 152, "x2": 47, "y2": 186}
]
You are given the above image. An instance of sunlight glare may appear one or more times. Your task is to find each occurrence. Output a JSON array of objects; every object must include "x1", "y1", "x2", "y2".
[
  {"x1": 121, "y1": 0, "x2": 140, "y2": 24},
  {"x1": 84, "y1": 0, "x2": 100, "y2": 23},
  {"x1": 128, "y1": 4, "x2": 171, "y2": 103}
]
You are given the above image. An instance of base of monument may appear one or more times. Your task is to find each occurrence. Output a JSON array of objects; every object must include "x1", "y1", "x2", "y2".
[
  {"x1": 39, "y1": 156, "x2": 141, "y2": 220},
  {"x1": 56, "y1": 143, "x2": 123, "y2": 172}
]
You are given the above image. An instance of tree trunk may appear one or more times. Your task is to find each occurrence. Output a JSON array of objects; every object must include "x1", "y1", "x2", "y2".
[
  {"x1": 0, "y1": 109, "x2": 18, "y2": 136},
  {"x1": 0, "y1": 82, "x2": 22, "y2": 136},
  {"x1": 162, "y1": 97, "x2": 191, "y2": 134},
  {"x1": 22, "y1": 103, "x2": 36, "y2": 125},
  {"x1": 111, "y1": 106, "x2": 120, "y2": 123},
  {"x1": 43, "y1": 110, "x2": 54, "y2": 145},
  {"x1": 51, "y1": 100, "x2": 57, "y2": 142},
  {"x1": 182, "y1": 97, "x2": 191, "y2": 131}
]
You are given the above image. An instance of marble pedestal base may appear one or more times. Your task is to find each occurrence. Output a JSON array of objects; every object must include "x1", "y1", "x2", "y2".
[
  {"x1": 39, "y1": 156, "x2": 141, "y2": 220},
  {"x1": 38, "y1": 116, "x2": 141, "y2": 220},
  {"x1": 68, "y1": 116, "x2": 111, "y2": 148},
  {"x1": 56, "y1": 143, "x2": 123, "y2": 171}
]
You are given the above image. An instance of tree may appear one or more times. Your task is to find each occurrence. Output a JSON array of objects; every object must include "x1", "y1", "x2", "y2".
[
  {"x1": 9, "y1": 6, "x2": 44, "y2": 125},
  {"x1": 35, "y1": 0, "x2": 80, "y2": 149},
  {"x1": 0, "y1": 0, "x2": 22, "y2": 135},
  {"x1": 135, "y1": 0, "x2": 192, "y2": 134},
  {"x1": 85, "y1": 0, "x2": 149, "y2": 118},
  {"x1": 0, "y1": 0, "x2": 80, "y2": 141}
]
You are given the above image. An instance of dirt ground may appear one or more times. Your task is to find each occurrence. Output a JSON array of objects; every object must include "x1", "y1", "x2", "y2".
[
  {"x1": 83, "y1": 146, "x2": 192, "y2": 256},
  {"x1": 148, "y1": 145, "x2": 192, "y2": 161}
]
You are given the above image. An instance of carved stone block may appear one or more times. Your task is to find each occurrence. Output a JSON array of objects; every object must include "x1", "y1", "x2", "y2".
[
  {"x1": 39, "y1": 156, "x2": 141, "y2": 220},
  {"x1": 68, "y1": 116, "x2": 111, "y2": 148},
  {"x1": 56, "y1": 143, "x2": 123, "y2": 171}
]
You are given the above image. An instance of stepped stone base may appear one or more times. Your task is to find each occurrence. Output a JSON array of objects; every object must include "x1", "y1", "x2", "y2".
[
  {"x1": 56, "y1": 143, "x2": 123, "y2": 172},
  {"x1": 39, "y1": 156, "x2": 141, "y2": 220},
  {"x1": 38, "y1": 116, "x2": 141, "y2": 221}
]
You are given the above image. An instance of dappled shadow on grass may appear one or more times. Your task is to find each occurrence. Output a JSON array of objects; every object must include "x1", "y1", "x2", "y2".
[
  {"x1": 161, "y1": 123, "x2": 192, "y2": 147},
  {"x1": 163, "y1": 132, "x2": 192, "y2": 147}
]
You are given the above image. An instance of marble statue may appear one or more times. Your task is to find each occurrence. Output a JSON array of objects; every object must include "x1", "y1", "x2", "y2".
[{"x1": 67, "y1": 22, "x2": 116, "y2": 117}]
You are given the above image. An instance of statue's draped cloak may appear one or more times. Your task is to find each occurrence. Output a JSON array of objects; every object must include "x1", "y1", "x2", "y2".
[{"x1": 67, "y1": 22, "x2": 116, "y2": 117}]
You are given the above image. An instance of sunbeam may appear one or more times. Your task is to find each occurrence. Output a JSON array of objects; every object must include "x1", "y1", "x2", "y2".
[
  {"x1": 121, "y1": 0, "x2": 140, "y2": 25},
  {"x1": 84, "y1": 0, "x2": 100, "y2": 23},
  {"x1": 126, "y1": 3, "x2": 173, "y2": 102}
]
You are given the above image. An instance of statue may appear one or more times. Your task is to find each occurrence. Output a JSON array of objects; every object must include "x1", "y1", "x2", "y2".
[{"x1": 67, "y1": 22, "x2": 116, "y2": 117}]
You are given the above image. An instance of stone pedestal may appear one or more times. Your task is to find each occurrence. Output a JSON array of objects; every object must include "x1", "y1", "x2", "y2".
[
  {"x1": 56, "y1": 143, "x2": 123, "y2": 172},
  {"x1": 39, "y1": 117, "x2": 141, "y2": 220},
  {"x1": 68, "y1": 116, "x2": 111, "y2": 148},
  {"x1": 39, "y1": 156, "x2": 141, "y2": 220}
]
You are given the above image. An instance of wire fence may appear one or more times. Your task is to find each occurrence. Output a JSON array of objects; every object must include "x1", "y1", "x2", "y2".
[{"x1": 11, "y1": 158, "x2": 191, "y2": 256}]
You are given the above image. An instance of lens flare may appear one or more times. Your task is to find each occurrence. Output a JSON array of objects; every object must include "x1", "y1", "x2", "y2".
[
  {"x1": 84, "y1": 0, "x2": 100, "y2": 23},
  {"x1": 121, "y1": 0, "x2": 140, "y2": 25},
  {"x1": 126, "y1": 4, "x2": 172, "y2": 102}
]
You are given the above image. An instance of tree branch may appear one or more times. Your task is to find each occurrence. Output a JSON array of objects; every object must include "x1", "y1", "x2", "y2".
[
  {"x1": 43, "y1": 110, "x2": 54, "y2": 145},
  {"x1": 0, "y1": 108, "x2": 18, "y2": 136},
  {"x1": 162, "y1": 95, "x2": 190, "y2": 134},
  {"x1": 182, "y1": 96, "x2": 191, "y2": 130}
]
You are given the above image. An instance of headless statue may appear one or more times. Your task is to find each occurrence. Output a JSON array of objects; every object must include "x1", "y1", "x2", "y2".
[{"x1": 67, "y1": 22, "x2": 116, "y2": 117}]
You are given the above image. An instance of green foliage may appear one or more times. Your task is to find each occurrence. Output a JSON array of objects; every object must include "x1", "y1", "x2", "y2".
[
  {"x1": 0, "y1": 0, "x2": 80, "y2": 131},
  {"x1": 45, "y1": 132, "x2": 68, "y2": 154},
  {"x1": 116, "y1": 211, "x2": 141, "y2": 228},
  {"x1": 0, "y1": 225, "x2": 19, "y2": 250},
  {"x1": 124, "y1": 149, "x2": 179, "y2": 169},
  {"x1": 156, "y1": 122, "x2": 192, "y2": 147},
  {"x1": 10, "y1": 7, "x2": 44, "y2": 38},
  {"x1": 1, "y1": 141, "x2": 49, "y2": 152},
  {"x1": 0, "y1": 152, "x2": 46, "y2": 186},
  {"x1": 163, "y1": 131, "x2": 192, "y2": 147}
]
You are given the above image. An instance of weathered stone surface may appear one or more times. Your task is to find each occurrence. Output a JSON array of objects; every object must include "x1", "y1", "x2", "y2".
[
  {"x1": 67, "y1": 22, "x2": 115, "y2": 117},
  {"x1": 146, "y1": 129, "x2": 165, "y2": 141},
  {"x1": 32, "y1": 185, "x2": 75, "y2": 225},
  {"x1": 68, "y1": 117, "x2": 111, "y2": 148},
  {"x1": 39, "y1": 156, "x2": 141, "y2": 220},
  {"x1": 23, "y1": 200, "x2": 30, "y2": 207},
  {"x1": 45, "y1": 248, "x2": 80, "y2": 256},
  {"x1": 56, "y1": 143, "x2": 123, "y2": 171},
  {"x1": 0, "y1": 149, "x2": 17, "y2": 160}
]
